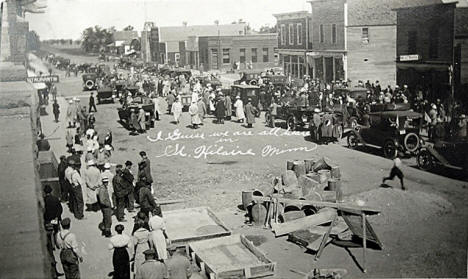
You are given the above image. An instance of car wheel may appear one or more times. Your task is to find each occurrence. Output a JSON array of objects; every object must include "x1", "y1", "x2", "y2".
[
  {"x1": 287, "y1": 115, "x2": 296, "y2": 131},
  {"x1": 417, "y1": 149, "x2": 435, "y2": 171},
  {"x1": 404, "y1": 132, "x2": 420, "y2": 153},
  {"x1": 349, "y1": 117, "x2": 358, "y2": 129},
  {"x1": 383, "y1": 140, "x2": 398, "y2": 159},
  {"x1": 347, "y1": 133, "x2": 359, "y2": 149}
]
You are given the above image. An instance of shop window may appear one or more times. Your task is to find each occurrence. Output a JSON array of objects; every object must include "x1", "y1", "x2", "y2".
[
  {"x1": 222, "y1": 48, "x2": 230, "y2": 64},
  {"x1": 263, "y1": 48, "x2": 269, "y2": 62},
  {"x1": 251, "y1": 48, "x2": 257, "y2": 63},
  {"x1": 297, "y1": 23, "x2": 302, "y2": 45},
  {"x1": 362, "y1": 27, "x2": 369, "y2": 44},
  {"x1": 332, "y1": 24, "x2": 337, "y2": 44},
  {"x1": 289, "y1": 24, "x2": 294, "y2": 45},
  {"x1": 280, "y1": 25, "x2": 286, "y2": 45},
  {"x1": 240, "y1": 48, "x2": 246, "y2": 63},
  {"x1": 211, "y1": 48, "x2": 218, "y2": 69},
  {"x1": 320, "y1": 24, "x2": 324, "y2": 43}
]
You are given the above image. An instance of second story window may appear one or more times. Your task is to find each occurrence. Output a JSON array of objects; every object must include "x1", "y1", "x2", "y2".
[
  {"x1": 289, "y1": 24, "x2": 294, "y2": 45},
  {"x1": 280, "y1": 24, "x2": 286, "y2": 45},
  {"x1": 240, "y1": 48, "x2": 246, "y2": 63},
  {"x1": 408, "y1": 30, "x2": 417, "y2": 54},
  {"x1": 222, "y1": 48, "x2": 230, "y2": 64},
  {"x1": 297, "y1": 23, "x2": 302, "y2": 45},
  {"x1": 332, "y1": 24, "x2": 337, "y2": 44},
  {"x1": 251, "y1": 48, "x2": 257, "y2": 63},
  {"x1": 362, "y1": 27, "x2": 369, "y2": 44},
  {"x1": 319, "y1": 24, "x2": 324, "y2": 43}
]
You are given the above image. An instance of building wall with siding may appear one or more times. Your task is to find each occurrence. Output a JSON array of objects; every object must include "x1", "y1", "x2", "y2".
[
  {"x1": 347, "y1": 25, "x2": 396, "y2": 87},
  {"x1": 310, "y1": 0, "x2": 345, "y2": 51},
  {"x1": 277, "y1": 17, "x2": 308, "y2": 50}
]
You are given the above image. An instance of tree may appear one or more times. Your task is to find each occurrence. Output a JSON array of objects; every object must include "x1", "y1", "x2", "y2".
[
  {"x1": 81, "y1": 25, "x2": 114, "y2": 53},
  {"x1": 123, "y1": 25, "x2": 134, "y2": 31},
  {"x1": 258, "y1": 24, "x2": 277, "y2": 34}
]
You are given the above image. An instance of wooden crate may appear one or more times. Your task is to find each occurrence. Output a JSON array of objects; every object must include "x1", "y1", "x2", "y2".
[
  {"x1": 188, "y1": 234, "x2": 276, "y2": 279},
  {"x1": 164, "y1": 207, "x2": 231, "y2": 246}
]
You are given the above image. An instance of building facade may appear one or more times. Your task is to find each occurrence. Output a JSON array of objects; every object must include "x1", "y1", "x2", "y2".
[
  {"x1": 395, "y1": 3, "x2": 457, "y2": 101},
  {"x1": 308, "y1": 0, "x2": 346, "y2": 83},
  {"x1": 346, "y1": 0, "x2": 398, "y2": 87},
  {"x1": 274, "y1": 11, "x2": 312, "y2": 79},
  {"x1": 198, "y1": 34, "x2": 278, "y2": 71}
]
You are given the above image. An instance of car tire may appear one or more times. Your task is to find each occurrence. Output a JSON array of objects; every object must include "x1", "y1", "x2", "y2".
[
  {"x1": 417, "y1": 149, "x2": 435, "y2": 171},
  {"x1": 349, "y1": 117, "x2": 358, "y2": 129},
  {"x1": 404, "y1": 132, "x2": 420, "y2": 153},
  {"x1": 383, "y1": 140, "x2": 398, "y2": 159},
  {"x1": 347, "y1": 133, "x2": 359, "y2": 149},
  {"x1": 287, "y1": 115, "x2": 296, "y2": 131}
]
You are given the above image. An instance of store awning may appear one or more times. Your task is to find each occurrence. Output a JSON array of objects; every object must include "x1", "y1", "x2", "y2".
[
  {"x1": 278, "y1": 50, "x2": 307, "y2": 56},
  {"x1": 396, "y1": 62, "x2": 450, "y2": 72},
  {"x1": 307, "y1": 51, "x2": 346, "y2": 58}
]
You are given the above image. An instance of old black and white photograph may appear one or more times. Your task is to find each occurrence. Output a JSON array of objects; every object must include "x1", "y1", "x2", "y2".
[{"x1": 0, "y1": 0, "x2": 467, "y2": 278}]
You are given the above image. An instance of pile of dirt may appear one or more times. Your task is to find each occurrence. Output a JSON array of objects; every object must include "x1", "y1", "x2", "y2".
[{"x1": 345, "y1": 188, "x2": 454, "y2": 226}]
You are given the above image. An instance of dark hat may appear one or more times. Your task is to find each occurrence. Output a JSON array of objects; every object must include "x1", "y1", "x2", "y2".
[
  {"x1": 61, "y1": 217, "x2": 71, "y2": 227},
  {"x1": 125, "y1": 160, "x2": 133, "y2": 166},
  {"x1": 44, "y1": 184, "x2": 53, "y2": 194},
  {"x1": 139, "y1": 151, "x2": 146, "y2": 156},
  {"x1": 143, "y1": 249, "x2": 156, "y2": 255}
]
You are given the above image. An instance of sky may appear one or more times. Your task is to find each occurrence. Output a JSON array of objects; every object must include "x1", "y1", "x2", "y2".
[{"x1": 25, "y1": 0, "x2": 309, "y2": 40}]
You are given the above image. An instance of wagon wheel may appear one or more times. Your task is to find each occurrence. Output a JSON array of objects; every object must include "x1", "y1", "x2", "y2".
[
  {"x1": 287, "y1": 115, "x2": 297, "y2": 131},
  {"x1": 383, "y1": 140, "x2": 398, "y2": 159},
  {"x1": 417, "y1": 149, "x2": 435, "y2": 171},
  {"x1": 347, "y1": 133, "x2": 359, "y2": 149},
  {"x1": 404, "y1": 132, "x2": 420, "y2": 153}
]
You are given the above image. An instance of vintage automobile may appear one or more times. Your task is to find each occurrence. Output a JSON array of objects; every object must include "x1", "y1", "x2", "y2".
[
  {"x1": 194, "y1": 74, "x2": 222, "y2": 89},
  {"x1": 96, "y1": 86, "x2": 115, "y2": 104},
  {"x1": 117, "y1": 97, "x2": 154, "y2": 129},
  {"x1": 234, "y1": 70, "x2": 263, "y2": 85},
  {"x1": 265, "y1": 105, "x2": 315, "y2": 131},
  {"x1": 347, "y1": 109, "x2": 423, "y2": 159},
  {"x1": 82, "y1": 73, "x2": 98, "y2": 91},
  {"x1": 229, "y1": 84, "x2": 261, "y2": 117},
  {"x1": 417, "y1": 140, "x2": 468, "y2": 176}
]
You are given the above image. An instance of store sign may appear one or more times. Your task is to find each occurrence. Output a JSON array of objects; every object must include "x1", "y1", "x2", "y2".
[
  {"x1": 400, "y1": 54, "x2": 419, "y2": 62},
  {"x1": 26, "y1": 75, "x2": 60, "y2": 83}
]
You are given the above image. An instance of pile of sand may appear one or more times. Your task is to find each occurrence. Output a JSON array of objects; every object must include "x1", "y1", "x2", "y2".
[{"x1": 345, "y1": 188, "x2": 454, "y2": 226}]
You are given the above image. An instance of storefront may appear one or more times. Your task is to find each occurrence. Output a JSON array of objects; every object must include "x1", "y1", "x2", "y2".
[
  {"x1": 279, "y1": 51, "x2": 309, "y2": 79},
  {"x1": 307, "y1": 51, "x2": 345, "y2": 83}
]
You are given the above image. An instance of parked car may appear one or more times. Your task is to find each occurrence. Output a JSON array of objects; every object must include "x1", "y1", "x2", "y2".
[
  {"x1": 82, "y1": 73, "x2": 98, "y2": 91},
  {"x1": 417, "y1": 140, "x2": 468, "y2": 176},
  {"x1": 347, "y1": 110, "x2": 423, "y2": 159},
  {"x1": 117, "y1": 97, "x2": 154, "y2": 129},
  {"x1": 96, "y1": 86, "x2": 115, "y2": 104},
  {"x1": 229, "y1": 84, "x2": 261, "y2": 117}
]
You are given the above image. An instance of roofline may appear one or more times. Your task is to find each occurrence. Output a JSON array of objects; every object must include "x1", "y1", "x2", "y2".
[
  {"x1": 273, "y1": 10, "x2": 311, "y2": 18},
  {"x1": 392, "y1": 2, "x2": 458, "y2": 11},
  {"x1": 200, "y1": 33, "x2": 277, "y2": 38},
  {"x1": 346, "y1": 24, "x2": 396, "y2": 27}
]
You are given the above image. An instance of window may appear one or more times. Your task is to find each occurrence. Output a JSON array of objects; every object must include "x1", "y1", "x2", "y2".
[
  {"x1": 332, "y1": 24, "x2": 337, "y2": 44},
  {"x1": 297, "y1": 23, "x2": 302, "y2": 45},
  {"x1": 280, "y1": 24, "x2": 286, "y2": 45},
  {"x1": 175, "y1": 53, "x2": 180, "y2": 64},
  {"x1": 319, "y1": 24, "x2": 324, "y2": 43},
  {"x1": 408, "y1": 30, "x2": 417, "y2": 54},
  {"x1": 289, "y1": 24, "x2": 294, "y2": 45},
  {"x1": 222, "y1": 48, "x2": 230, "y2": 64},
  {"x1": 251, "y1": 48, "x2": 257, "y2": 63},
  {"x1": 362, "y1": 27, "x2": 369, "y2": 44},
  {"x1": 263, "y1": 48, "x2": 269, "y2": 62},
  {"x1": 211, "y1": 48, "x2": 218, "y2": 69},
  {"x1": 429, "y1": 26, "x2": 439, "y2": 58},
  {"x1": 240, "y1": 48, "x2": 246, "y2": 63}
]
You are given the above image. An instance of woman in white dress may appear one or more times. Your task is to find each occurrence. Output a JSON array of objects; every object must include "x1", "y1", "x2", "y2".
[
  {"x1": 148, "y1": 212, "x2": 169, "y2": 261},
  {"x1": 171, "y1": 98, "x2": 183, "y2": 124},
  {"x1": 234, "y1": 96, "x2": 245, "y2": 123}
]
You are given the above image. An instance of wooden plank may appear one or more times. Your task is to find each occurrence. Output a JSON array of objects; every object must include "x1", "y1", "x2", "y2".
[
  {"x1": 272, "y1": 208, "x2": 336, "y2": 237},
  {"x1": 252, "y1": 196, "x2": 380, "y2": 214},
  {"x1": 342, "y1": 212, "x2": 383, "y2": 249},
  {"x1": 240, "y1": 235, "x2": 270, "y2": 263},
  {"x1": 315, "y1": 213, "x2": 337, "y2": 260},
  {"x1": 153, "y1": 198, "x2": 185, "y2": 205}
]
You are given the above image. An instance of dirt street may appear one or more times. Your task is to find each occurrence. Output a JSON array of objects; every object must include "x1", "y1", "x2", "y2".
[{"x1": 42, "y1": 50, "x2": 468, "y2": 278}]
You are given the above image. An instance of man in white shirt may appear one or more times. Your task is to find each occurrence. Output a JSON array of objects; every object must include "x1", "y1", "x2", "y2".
[{"x1": 56, "y1": 218, "x2": 83, "y2": 278}]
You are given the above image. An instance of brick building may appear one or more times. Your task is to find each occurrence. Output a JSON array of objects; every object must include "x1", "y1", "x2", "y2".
[
  {"x1": 346, "y1": 0, "x2": 399, "y2": 87},
  {"x1": 142, "y1": 23, "x2": 246, "y2": 66},
  {"x1": 308, "y1": 0, "x2": 346, "y2": 82},
  {"x1": 274, "y1": 11, "x2": 312, "y2": 79},
  {"x1": 394, "y1": 1, "x2": 467, "y2": 102},
  {"x1": 198, "y1": 34, "x2": 278, "y2": 71}
]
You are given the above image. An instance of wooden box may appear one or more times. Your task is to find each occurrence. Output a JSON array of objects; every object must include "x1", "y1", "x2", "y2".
[
  {"x1": 164, "y1": 207, "x2": 231, "y2": 246},
  {"x1": 188, "y1": 234, "x2": 276, "y2": 279}
]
